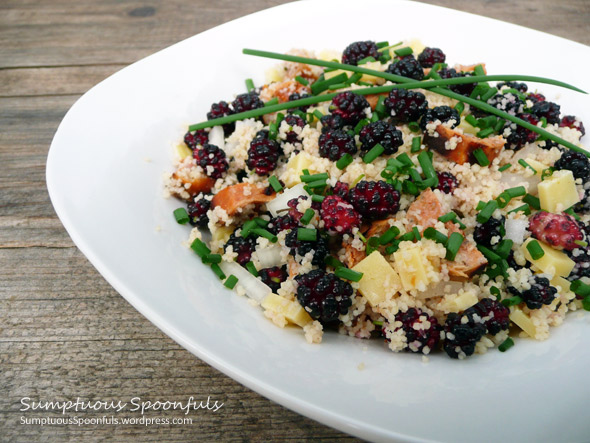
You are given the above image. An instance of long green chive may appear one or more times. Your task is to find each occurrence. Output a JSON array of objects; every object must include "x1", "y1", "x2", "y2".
[
  {"x1": 394, "y1": 47, "x2": 413, "y2": 57},
  {"x1": 477, "y1": 244, "x2": 502, "y2": 262},
  {"x1": 190, "y1": 238, "x2": 211, "y2": 258},
  {"x1": 455, "y1": 102, "x2": 465, "y2": 115},
  {"x1": 473, "y1": 148, "x2": 490, "y2": 166},
  {"x1": 336, "y1": 153, "x2": 354, "y2": 170},
  {"x1": 294, "y1": 75, "x2": 308, "y2": 86},
  {"x1": 498, "y1": 337, "x2": 515, "y2": 352},
  {"x1": 202, "y1": 254, "x2": 222, "y2": 264},
  {"x1": 264, "y1": 97, "x2": 279, "y2": 107},
  {"x1": 245, "y1": 261, "x2": 258, "y2": 277},
  {"x1": 423, "y1": 227, "x2": 448, "y2": 245},
  {"x1": 224, "y1": 274, "x2": 239, "y2": 289},
  {"x1": 297, "y1": 227, "x2": 317, "y2": 241},
  {"x1": 477, "y1": 200, "x2": 499, "y2": 223},
  {"x1": 245, "y1": 78, "x2": 255, "y2": 92},
  {"x1": 446, "y1": 232, "x2": 464, "y2": 261},
  {"x1": 508, "y1": 204, "x2": 531, "y2": 215},
  {"x1": 208, "y1": 263, "x2": 225, "y2": 280},
  {"x1": 501, "y1": 296, "x2": 522, "y2": 307},
  {"x1": 251, "y1": 228, "x2": 278, "y2": 243},
  {"x1": 173, "y1": 207, "x2": 189, "y2": 224},
  {"x1": 354, "y1": 118, "x2": 370, "y2": 134},
  {"x1": 498, "y1": 163, "x2": 512, "y2": 172},
  {"x1": 518, "y1": 159, "x2": 537, "y2": 174},
  {"x1": 571, "y1": 280, "x2": 590, "y2": 297},
  {"x1": 269, "y1": 176, "x2": 283, "y2": 192},
  {"x1": 480, "y1": 87, "x2": 498, "y2": 102},
  {"x1": 476, "y1": 128, "x2": 495, "y2": 139},
  {"x1": 379, "y1": 226, "x2": 401, "y2": 245},
  {"x1": 300, "y1": 208, "x2": 315, "y2": 225},
  {"x1": 311, "y1": 194, "x2": 325, "y2": 203},
  {"x1": 523, "y1": 194, "x2": 541, "y2": 210},
  {"x1": 411, "y1": 136, "x2": 422, "y2": 153},
  {"x1": 363, "y1": 144, "x2": 385, "y2": 164},
  {"x1": 335, "y1": 267, "x2": 364, "y2": 282},
  {"x1": 300, "y1": 172, "x2": 329, "y2": 183},
  {"x1": 526, "y1": 240, "x2": 545, "y2": 260},
  {"x1": 495, "y1": 239, "x2": 514, "y2": 259}
]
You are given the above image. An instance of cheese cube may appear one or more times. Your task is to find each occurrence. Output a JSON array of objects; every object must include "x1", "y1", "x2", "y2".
[
  {"x1": 550, "y1": 275, "x2": 571, "y2": 293},
  {"x1": 524, "y1": 158, "x2": 549, "y2": 177},
  {"x1": 407, "y1": 39, "x2": 426, "y2": 56},
  {"x1": 360, "y1": 61, "x2": 386, "y2": 85},
  {"x1": 212, "y1": 225, "x2": 234, "y2": 246},
  {"x1": 537, "y1": 170, "x2": 580, "y2": 213},
  {"x1": 521, "y1": 238, "x2": 575, "y2": 277},
  {"x1": 324, "y1": 69, "x2": 349, "y2": 80},
  {"x1": 352, "y1": 251, "x2": 401, "y2": 307},
  {"x1": 458, "y1": 117, "x2": 478, "y2": 135},
  {"x1": 393, "y1": 243, "x2": 433, "y2": 291},
  {"x1": 261, "y1": 293, "x2": 313, "y2": 327},
  {"x1": 175, "y1": 143, "x2": 192, "y2": 160},
  {"x1": 510, "y1": 308, "x2": 537, "y2": 338},
  {"x1": 265, "y1": 66, "x2": 284, "y2": 83},
  {"x1": 284, "y1": 152, "x2": 317, "y2": 187},
  {"x1": 447, "y1": 291, "x2": 478, "y2": 312}
]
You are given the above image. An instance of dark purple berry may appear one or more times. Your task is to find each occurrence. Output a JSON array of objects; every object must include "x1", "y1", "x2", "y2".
[
  {"x1": 359, "y1": 121, "x2": 403, "y2": 155},
  {"x1": 231, "y1": 92, "x2": 264, "y2": 114},
  {"x1": 320, "y1": 114, "x2": 345, "y2": 133},
  {"x1": 269, "y1": 214, "x2": 298, "y2": 234},
  {"x1": 419, "y1": 106, "x2": 460, "y2": 131},
  {"x1": 487, "y1": 92, "x2": 525, "y2": 116},
  {"x1": 386, "y1": 55, "x2": 424, "y2": 81},
  {"x1": 417, "y1": 47, "x2": 446, "y2": 68},
  {"x1": 320, "y1": 195, "x2": 361, "y2": 234},
  {"x1": 436, "y1": 171, "x2": 459, "y2": 194},
  {"x1": 318, "y1": 129, "x2": 357, "y2": 161},
  {"x1": 341, "y1": 41, "x2": 379, "y2": 66},
  {"x1": 259, "y1": 266, "x2": 288, "y2": 293},
  {"x1": 330, "y1": 91, "x2": 370, "y2": 125},
  {"x1": 554, "y1": 150, "x2": 590, "y2": 181},
  {"x1": 497, "y1": 81, "x2": 528, "y2": 93},
  {"x1": 438, "y1": 68, "x2": 476, "y2": 97},
  {"x1": 560, "y1": 115, "x2": 585, "y2": 136},
  {"x1": 187, "y1": 197, "x2": 210, "y2": 228},
  {"x1": 472, "y1": 298, "x2": 510, "y2": 335},
  {"x1": 443, "y1": 309, "x2": 486, "y2": 359},
  {"x1": 332, "y1": 182, "x2": 350, "y2": 200},
  {"x1": 288, "y1": 92, "x2": 312, "y2": 114},
  {"x1": 184, "y1": 129, "x2": 209, "y2": 149},
  {"x1": 224, "y1": 231, "x2": 256, "y2": 266},
  {"x1": 282, "y1": 113, "x2": 306, "y2": 144},
  {"x1": 193, "y1": 144, "x2": 228, "y2": 179},
  {"x1": 207, "y1": 101, "x2": 235, "y2": 135},
  {"x1": 502, "y1": 113, "x2": 540, "y2": 150},
  {"x1": 384, "y1": 89, "x2": 428, "y2": 123},
  {"x1": 247, "y1": 137, "x2": 282, "y2": 175},
  {"x1": 348, "y1": 180, "x2": 400, "y2": 220},
  {"x1": 389, "y1": 308, "x2": 441, "y2": 354},
  {"x1": 509, "y1": 276, "x2": 557, "y2": 310},
  {"x1": 473, "y1": 216, "x2": 505, "y2": 247},
  {"x1": 285, "y1": 229, "x2": 329, "y2": 267},
  {"x1": 531, "y1": 100, "x2": 561, "y2": 124},
  {"x1": 295, "y1": 269, "x2": 354, "y2": 323}
]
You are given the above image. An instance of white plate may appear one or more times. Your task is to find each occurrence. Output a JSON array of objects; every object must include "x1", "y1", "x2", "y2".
[{"x1": 47, "y1": 1, "x2": 590, "y2": 441}]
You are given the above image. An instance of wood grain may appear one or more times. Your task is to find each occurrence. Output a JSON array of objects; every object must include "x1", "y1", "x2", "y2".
[{"x1": 1, "y1": 0, "x2": 588, "y2": 441}]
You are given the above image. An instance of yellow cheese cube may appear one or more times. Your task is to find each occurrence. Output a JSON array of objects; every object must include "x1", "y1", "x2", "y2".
[
  {"x1": 324, "y1": 69, "x2": 349, "y2": 80},
  {"x1": 175, "y1": 143, "x2": 192, "y2": 160},
  {"x1": 550, "y1": 275, "x2": 571, "y2": 293},
  {"x1": 212, "y1": 225, "x2": 234, "y2": 246},
  {"x1": 284, "y1": 152, "x2": 317, "y2": 187},
  {"x1": 393, "y1": 243, "x2": 433, "y2": 291},
  {"x1": 521, "y1": 238, "x2": 575, "y2": 277},
  {"x1": 510, "y1": 308, "x2": 537, "y2": 338},
  {"x1": 458, "y1": 117, "x2": 478, "y2": 135},
  {"x1": 261, "y1": 293, "x2": 312, "y2": 327},
  {"x1": 318, "y1": 49, "x2": 341, "y2": 62},
  {"x1": 352, "y1": 251, "x2": 400, "y2": 307},
  {"x1": 524, "y1": 158, "x2": 548, "y2": 177},
  {"x1": 407, "y1": 39, "x2": 426, "y2": 56},
  {"x1": 538, "y1": 170, "x2": 580, "y2": 213},
  {"x1": 265, "y1": 66, "x2": 284, "y2": 83},
  {"x1": 447, "y1": 291, "x2": 478, "y2": 313},
  {"x1": 360, "y1": 61, "x2": 386, "y2": 85}
]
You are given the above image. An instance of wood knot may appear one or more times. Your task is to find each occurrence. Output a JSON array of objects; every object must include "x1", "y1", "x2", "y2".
[{"x1": 128, "y1": 6, "x2": 156, "y2": 17}]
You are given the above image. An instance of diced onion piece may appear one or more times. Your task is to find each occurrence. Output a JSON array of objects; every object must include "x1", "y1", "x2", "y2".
[
  {"x1": 505, "y1": 218, "x2": 528, "y2": 245},
  {"x1": 254, "y1": 243, "x2": 283, "y2": 268},
  {"x1": 208, "y1": 125, "x2": 225, "y2": 150},
  {"x1": 219, "y1": 261, "x2": 271, "y2": 302},
  {"x1": 499, "y1": 172, "x2": 540, "y2": 194},
  {"x1": 266, "y1": 183, "x2": 307, "y2": 217}
]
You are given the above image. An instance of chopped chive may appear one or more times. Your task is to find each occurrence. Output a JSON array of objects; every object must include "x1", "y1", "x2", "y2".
[
  {"x1": 473, "y1": 65, "x2": 486, "y2": 76},
  {"x1": 490, "y1": 286, "x2": 501, "y2": 300},
  {"x1": 268, "y1": 121, "x2": 278, "y2": 140},
  {"x1": 438, "y1": 212, "x2": 457, "y2": 223},
  {"x1": 335, "y1": 267, "x2": 364, "y2": 282},
  {"x1": 480, "y1": 87, "x2": 498, "y2": 102},
  {"x1": 418, "y1": 150, "x2": 436, "y2": 179},
  {"x1": 313, "y1": 109, "x2": 324, "y2": 120},
  {"x1": 385, "y1": 243, "x2": 399, "y2": 254},
  {"x1": 473, "y1": 148, "x2": 490, "y2": 166},
  {"x1": 210, "y1": 263, "x2": 226, "y2": 280},
  {"x1": 370, "y1": 112, "x2": 380, "y2": 122},
  {"x1": 523, "y1": 194, "x2": 541, "y2": 210},
  {"x1": 297, "y1": 227, "x2": 317, "y2": 241},
  {"x1": 306, "y1": 179, "x2": 327, "y2": 189},
  {"x1": 423, "y1": 227, "x2": 448, "y2": 245},
  {"x1": 397, "y1": 153, "x2": 413, "y2": 168},
  {"x1": 376, "y1": 41, "x2": 389, "y2": 49},
  {"x1": 540, "y1": 116, "x2": 548, "y2": 127},
  {"x1": 494, "y1": 118, "x2": 506, "y2": 132},
  {"x1": 240, "y1": 219, "x2": 258, "y2": 238},
  {"x1": 411, "y1": 136, "x2": 422, "y2": 153},
  {"x1": 245, "y1": 78, "x2": 255, "y2": 92},
  {"x1": 327, "y1": 82, "x2": 347, "y2": 90},
  {"x1": 412, "y1": 226, "x2": 421, "y2": 241},
  {"x1": 477, "y1": 200, "x2": 499, "y2": 223},
  {"x1": 294, "y1": 75, "x2": 309, "y2": 86},
  {"x1": 394, "y1": 47, "x2": 413, "y2": 57},
  {"x1": 264, "y1": 97, "x2": 279, "y2": 107},
  {"x1": 357, "y1": 56, "x2": 376, "y2": 65},
  {"x1": 527, "y1": 240, "x2": 545, "y2": 260},
  {"x1": 310, "y1": 72, "x2": 348, "y2": 95},
  {"x1": 478, "y1": 116, "x2": 497, "y2": 129},
  {"x1": 379, "y1": 226, "x2": 401, "y2": 245},
  {"x1": 495, "y1": 239, "x2": 514, "y2": 259},
  {"x1": 300, "y1": 172, "x2": 329, "y2": 183},
  {"x1": 518, "y1": 159, "x2": 537, "y2": 174},
  {"x1": 190, "y1": 238, "x2": 211, "y2": 258},
  {"x1": 571, "y1": 280, "x2": 590, "y2": 297},
  {"x1": 428, "y1": 70, "x2": 441, "y2": 80},
  {"x1": 325, "y1": 256, "x2": 345, "y2": 269},
  {"x1": 202, "y1": 253, "x2": 222, "y2": 264},
  {"x1": 245, "y1": 261, "x2": 259, "y2": 277},
  {"x1": 399, "y1": 231, "x2": 416, "y2": 242},
  {"x1": 575, "y1": 240, "x2": 589, "y2": 248},
  {"x1": 408, "y1": 121, "x2": 421, "y2": 132},
  {"x1": 445, "y1": 232, "x2": 464, "y2": 261},
  {"x1": 541, "y1": 167, "x2": 554, "y2": 180},
  {"x1": 300, "y1": 208, "x2": 315, "y2": 225},
  {"x1": 498, "y1": 163, "x2": 511, "y2": 172},
  {"x1": 477, "y1": 244, "x2": 502, "y2": 263},
  {"x1": 506, "y1": 186, "x2": 526, "y2": 198},
  {"x1": 374, "y1": 95, "x2": 387, "y2": 116},
  {"x1": 465, "y1": 114, "x2": 479, "y2": 127},
  {"x1": 508, "y1": 204, "x2": 531, "y2": 215},
  {"x1": 311, "y1": 194, "x2": 325, "y2": 203},
  {"x1": 476, "y1": 201, "x2": 486, "y2": 211},
  {"x1": 409, "y1": 168, "x2": 423, "y2": 184},
  {"x1": 346, "y1": 72, "x2": 363, "y2": 85},
  {"x1": 291, "y1": 109, "x2": 307, "y2": 119},
  {"x1": 583, "y1": 297, "x2": 590, "y2": 312},
  {"x1": 402, "y1": 180, "x2": 419, "y2": 195},
  {"x1": 476, "y1": 128, "x2": 494, "y2": 139},
  {"x1": 269, "y1": 176, "x2": 283, "y2": 192},
  {"x1": 455, "y1": 102, "x2": 465, "y2": 115},
  {"x1": 336, "y1": 153, "x2": 354, "y2": 170},
  {"x1": 173, "y1": 207, "x2": 189, "y2": 224},
  {"x1": 354, "y1": 118, "x2": 370, "y2": 134},
  {"x1": 363, "y1": 144, "x2": 385, "y2": 163},
  {"x1": 501, "y1": 296, "x2": 523, "y2": 307},
  {"x1": 498, "y1": 337, "x2": 515, "y2": 352},
  {"x1": 251, "y1": 228, "x2": 278, "y2": 243},
  {"x1": 224, "y1": 274, "x2": 239, "y2": 289},
  {"x1": 565, "y1": 207, "x2": 581, "y2": 221}
]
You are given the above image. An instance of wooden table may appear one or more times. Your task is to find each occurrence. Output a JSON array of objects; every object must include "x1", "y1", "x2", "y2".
[{"x1": 1, "y1": 1, "x2": 588, "y2": 440}]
